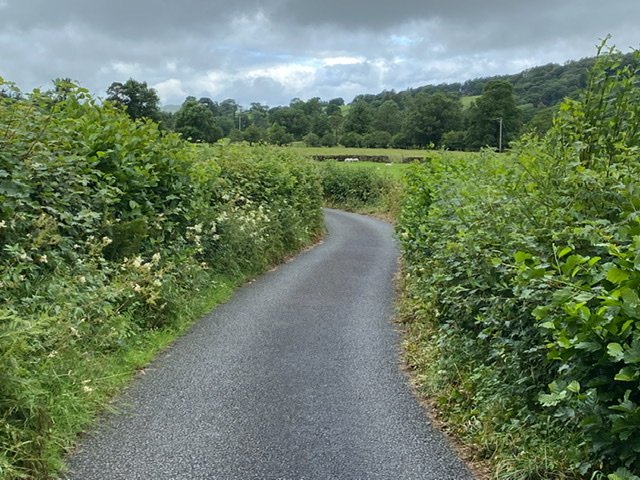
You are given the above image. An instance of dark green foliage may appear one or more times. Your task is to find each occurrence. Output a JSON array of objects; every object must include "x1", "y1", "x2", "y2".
[
  {"x1": 362, "y1": 130, "x2": 392, "y2": 148},
  {"x1": 460, "y1": 56, "x2": 597, "y2": 105},
  {"x1": 343, "y1": 100, "x2": 374, "y2": 135},
  {"x1": 0, "y1": 79, "x2": 323, "y2": 479},
  {"x1": 174, "y1": 97, "x2": 224, "y2": 143},
  {"x1": 106, "y1": 78, "x2": 161, "y2": 121},
  {"x1": 267, "y1": 123, "x2": 293, "y2": 145},
  {"x1": 320, "y1": 132, "x2": 338, "y2": 147},
  {"x1": 525, "y1": 106, "x2": 556, "y2": 134},
  {"x1": 464, "y1": 80, "x2": 521, "y2": 150},
  {"x1": 304, "y1": 132, "x2": 321, "y2": 147},
  {"x1": 398, "y1": 44, "x2": 640, "y2": 478},
  {"x1": 403, "y1": 92, "x2": 463, "y2": 147},
  {"x1": 440, "y1": 130, "x2": 466, "y2": 150},
  {"x1": 340, "y1": 131, "x2": 363, "y2": 147},
  {"x1": 319, "y1": 161, "x2": 394, "y2": 210},
  {"x1": 372, "y1": 100, "x2": 402, "y2": 135},
  {"x1": 243, "y1": 124, "x2": 263, "y2": 145}
]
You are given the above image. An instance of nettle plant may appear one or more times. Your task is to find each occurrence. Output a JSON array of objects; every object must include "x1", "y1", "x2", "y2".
[
  {"x1": 515, "y1": 44, "x2": 640, "y2": 476},
  {"x1": 397, "y1": 43, "x2": 640, "y2": 478}
]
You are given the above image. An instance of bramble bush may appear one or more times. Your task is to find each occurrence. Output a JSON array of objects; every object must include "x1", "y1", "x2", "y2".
[
  {"x1": 319, "y1": 161, "x2": 402, "y2": 217},
  {"x1": 0, "y1": 79, "x2": 323, "y2": 479},
  {"x1": 398, "y1": 43, "x2": 640, "y2": 479}
]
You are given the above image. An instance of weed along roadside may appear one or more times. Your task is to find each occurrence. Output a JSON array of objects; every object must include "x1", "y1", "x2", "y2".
[
  {"x1": 317, "y1": 160, "x2": 406, "y2": 221},
  {"x1": 0, "y1": 82, "x2": 323, "y2": 480},
  {"x1": 395, "y1": 49, "x2": 640, "y2": 479}
]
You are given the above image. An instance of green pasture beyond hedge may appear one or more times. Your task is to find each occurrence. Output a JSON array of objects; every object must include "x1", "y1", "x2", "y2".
[
  {"x1": 398, "y1": 47, "x2": 640, "y2": 478},
  {"x1": 0, "y1": 81, "x2": 323, "y2": 479}
]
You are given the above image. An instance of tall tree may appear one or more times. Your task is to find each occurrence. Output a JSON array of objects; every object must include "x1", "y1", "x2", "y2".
[
  {"x1": 372, "y1": 99, "x2": 402, "y2": 135},
  {"x1": 248, "y1": 102, "x2": 269, "y2": 129},
  {"x1": 218, "y1": 99, "x2": 239, "y2": 117},
  {"x1": 464, "y1": 80, "x2": 522, "y2": 150},
  {"x1": 198, "y1": 97, "x2": 219, "y2": 116},
  {"x1": 106, "y1": 79, "x2": 160, "y2": 121},
  {"x1": 343, "y1": 100, "x2": 373, "y2": 135},
  {"x1": 174, "y1": 97, "x2": 222, "y2": 143},
  {"x1": 243, "y1": 124, "x2": 263, "y2": 145},
  {"x1": 403, "y1": 92, "x2": 463, "y2": 147}
]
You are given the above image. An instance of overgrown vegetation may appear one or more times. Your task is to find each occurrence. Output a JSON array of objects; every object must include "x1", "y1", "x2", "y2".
[
  {"x1": 397, "y1": 44, "x2": 640, "y2": 479},
  {"x1": 318, "y1": 161, "x2": 404, "y2": 219},
  {"x1": 0, "y1": 79, "x2": 323, "y2": 480}
]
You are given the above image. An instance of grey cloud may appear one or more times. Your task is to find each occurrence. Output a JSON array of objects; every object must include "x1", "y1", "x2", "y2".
[
  {"x1": 0, "y1": 0, "x2": 269, "y2": 38},
  {"x1": 0, "y1": 0, "x2": 638, "y2": 106}
]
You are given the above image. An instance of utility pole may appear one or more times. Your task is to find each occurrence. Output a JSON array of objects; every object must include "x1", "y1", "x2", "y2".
[{"x1": 497, "y1": 117, "x2": 503, "y2": 152}]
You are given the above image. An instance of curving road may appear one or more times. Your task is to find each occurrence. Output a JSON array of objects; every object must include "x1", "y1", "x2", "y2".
[{"x1": 64, "y1": 209, "x2": 472, "y2": 480}]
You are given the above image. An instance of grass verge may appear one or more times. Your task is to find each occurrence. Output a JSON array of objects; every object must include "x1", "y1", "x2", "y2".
[{"x1": 396, "y1": 267, "x2": 584, "y2": 480}]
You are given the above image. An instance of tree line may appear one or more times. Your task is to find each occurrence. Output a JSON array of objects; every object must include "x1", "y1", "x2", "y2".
[{"x1": 106, "y1": 53, "x2": 626, "y2": 150}]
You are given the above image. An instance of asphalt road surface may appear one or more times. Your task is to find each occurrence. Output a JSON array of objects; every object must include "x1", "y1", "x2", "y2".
[{"x1": 64, "y1": 209, "x2": 473, "y2": 480}]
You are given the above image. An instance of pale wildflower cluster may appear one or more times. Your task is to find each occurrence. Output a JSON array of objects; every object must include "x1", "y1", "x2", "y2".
[
  {"x1": 228, "y1": 200, "x2": 272, "y2": 241},
  {"x1": 186, "y1": 223, "x2": 204, "y2": 249},
  {"x1": 123, "y1": 252, "x2": 161, "y2": 272},
  {"x1": 123, "y1": 252, "x2": 166, "y2": 307},
  {"x1": 81, "y1": 380, "x2": 93, "y2": 394},
  {"x1": 129, "y1": 252, "x2": 161, "y2": 271}
]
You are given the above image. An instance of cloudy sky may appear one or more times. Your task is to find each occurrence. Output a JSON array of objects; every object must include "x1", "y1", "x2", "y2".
[{"x1": 1, "y1": 1, "x2": 638, "y2": 107}]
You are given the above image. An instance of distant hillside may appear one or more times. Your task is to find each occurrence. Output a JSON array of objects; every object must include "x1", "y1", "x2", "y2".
[
  {"x1": 355, "y1": 52, "x2": 633, "y2": 111},
  {"x1": 353, "y1": 56, "x2": 603, "y2": 110},
  {"x1": 458, "y1": 56, "x2": 596, "y2": 107}
]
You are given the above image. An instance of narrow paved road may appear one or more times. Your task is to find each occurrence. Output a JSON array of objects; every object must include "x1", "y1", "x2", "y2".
[{"x1": 64, "y1": 209, "x2": 472, "y2": 480}]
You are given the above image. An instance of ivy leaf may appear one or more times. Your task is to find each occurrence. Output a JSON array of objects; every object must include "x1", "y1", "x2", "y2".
[
  {"x1": 608, "y1": 468, "x2": 640, "y2": 480},
  {"x1": 607, "y1": 266, "x2": 630, "y2": 285},
  {"x1": 608, "y1": 343, "x2": 625, "y2": 362},
  {"x1": 575, "y1": 341, "x2": 601, "y2": 352},
  {"x1": 539, "y1": 390, "x2": 567, "y2": 407},
  {"x1": 614, "y1": 367, "x2": 638, "y2": 382},
  {"x1": 567, "y1": 380, "x2": 581, "y2": 393},
  {"x1": 624, "y1": 343, "x2": 640, "y2": 364},
  {"x1": 557, "y1": 246, "x2": 573, "y2": 258}
]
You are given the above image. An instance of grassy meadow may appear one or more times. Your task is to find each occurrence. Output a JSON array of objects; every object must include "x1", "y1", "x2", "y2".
[{"x1": 290, "y1": 145, "x2": 434, "y2": 162}]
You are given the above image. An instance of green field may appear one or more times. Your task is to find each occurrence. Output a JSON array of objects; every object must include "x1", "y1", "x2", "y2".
[
  {"x1": 319, "y1": 160, "x2": 411, "y2": 181},
  {"x1": 289, "y1": 145, "x2": 434, "y2": 163},
  {"x1": 461, "y1": 95, "x2": 481, "y2": 108}
]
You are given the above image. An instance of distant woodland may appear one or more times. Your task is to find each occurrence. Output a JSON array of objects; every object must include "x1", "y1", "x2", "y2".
[{"x1": 102, "y1": 52, "x2": 634, "y2": 150}]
